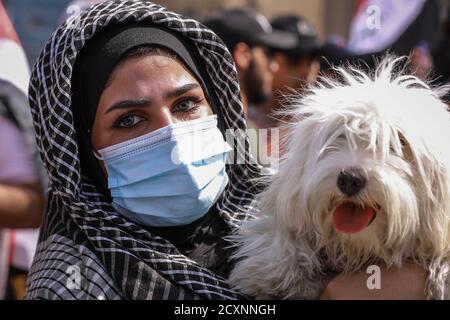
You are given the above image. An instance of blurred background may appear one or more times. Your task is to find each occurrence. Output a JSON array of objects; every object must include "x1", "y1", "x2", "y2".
[
  {"x1": 4, "y1": 0, "x2": 448, "y2": 68},
  {"x1": 0, "y1": 0, "x2": 411, "y2": 64}
]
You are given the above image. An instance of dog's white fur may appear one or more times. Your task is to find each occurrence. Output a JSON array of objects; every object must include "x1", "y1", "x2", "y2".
[{"x1": 229, "y1": 57, "x2": 450, "y2": 299}]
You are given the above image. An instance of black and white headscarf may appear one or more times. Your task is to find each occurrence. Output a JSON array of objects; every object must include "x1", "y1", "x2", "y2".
[{"x1": 25, "y1": 0, "x2": 262, "y2": 300}]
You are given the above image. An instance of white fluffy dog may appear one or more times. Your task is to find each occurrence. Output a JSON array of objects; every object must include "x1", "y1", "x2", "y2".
[{"x1": 229, "y1": 57, "x2": 450, "y2": 299}]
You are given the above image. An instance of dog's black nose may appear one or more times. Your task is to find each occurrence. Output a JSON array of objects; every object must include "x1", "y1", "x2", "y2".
[{"x1": 337, "y1": 168, "x2": 367, "y2": 197}]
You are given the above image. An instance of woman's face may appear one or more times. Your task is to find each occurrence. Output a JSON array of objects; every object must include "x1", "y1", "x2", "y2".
[{"x1": 92, "y1": 54, "x2": 213, "y2": 155}]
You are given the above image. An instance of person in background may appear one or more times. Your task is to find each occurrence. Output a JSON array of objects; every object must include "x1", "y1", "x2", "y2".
[
  {"x1": 0, "y1": 3, "x2": 45, "y2": 300},
  {"x1": 203, "y1": 8, "x2": 298, "y2": 121},
  {"x1": 204, "y1": 9, "x2": 297, "y2": 167},
  {"x1": 252, "y1": 14, "x2": 321, "y2": 130}
]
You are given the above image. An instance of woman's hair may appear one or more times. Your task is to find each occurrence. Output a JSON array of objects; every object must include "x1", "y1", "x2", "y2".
[{"x1": 122, "y1": 45, "x2": 178, "y2": 61}]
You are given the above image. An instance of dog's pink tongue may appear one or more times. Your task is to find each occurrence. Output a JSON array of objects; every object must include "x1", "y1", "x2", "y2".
[{"x1": 333, "y1": 203, "x2": 374, "y2": 234}]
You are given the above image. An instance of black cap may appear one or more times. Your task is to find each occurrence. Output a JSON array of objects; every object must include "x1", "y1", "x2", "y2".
[
  {"x1": 203, "y1": 8, "x2": 298, "y2": 51},
  {"x1": 271, "y1": 14, "x2": 320, "y2": 57}
]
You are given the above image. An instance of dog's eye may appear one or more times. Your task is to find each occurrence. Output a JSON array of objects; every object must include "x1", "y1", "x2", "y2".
[
  {"x1": 390, "y1": 137, "x2": 407, "y2": 154},
  {"x1": 399, "y1": 138, "x2": 406, "y2": 148}
]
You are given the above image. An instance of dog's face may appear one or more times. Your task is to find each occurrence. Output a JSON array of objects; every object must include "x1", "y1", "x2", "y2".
[{"x1": 266, "y1": 61, "x2": 450, "y2": 268}]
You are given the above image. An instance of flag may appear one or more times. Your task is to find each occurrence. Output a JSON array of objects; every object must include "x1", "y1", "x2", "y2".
[{"x1": 348, "y1": 0, "x2": 427, "y2": 54}]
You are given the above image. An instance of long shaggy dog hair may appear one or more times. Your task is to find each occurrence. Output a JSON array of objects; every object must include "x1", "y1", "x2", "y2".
[{"x1": 229, "y1": 57, "x2": 450, "y2": 299}]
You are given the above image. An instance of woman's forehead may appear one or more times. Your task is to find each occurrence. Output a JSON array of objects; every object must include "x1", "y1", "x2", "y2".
[
  {"x1": 106, "y1": 54, "x2": 201, "y2": 93},
  {"x1": 96, "y1": 54, "x2": 207, "y2": 120}
]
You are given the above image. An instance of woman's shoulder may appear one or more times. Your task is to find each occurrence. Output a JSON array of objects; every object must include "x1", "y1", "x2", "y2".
[{"x1": 25, "y1": 233, "x2": 122, "y2": 300}]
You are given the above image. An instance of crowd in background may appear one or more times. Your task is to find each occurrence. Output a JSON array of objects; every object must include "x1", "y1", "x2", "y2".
[{"x1": 0, "y1": 0, "x2": 449, "y2": 299}]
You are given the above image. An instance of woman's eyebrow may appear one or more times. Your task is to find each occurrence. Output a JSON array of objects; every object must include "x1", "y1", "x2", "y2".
[
  {"x1": 104, "y1": 83, "x2": 200, "y2": 114},
  {"x1": 105, "y1": 98, "x2": 151, "y2": 114},
  {"x1": 165, "y1": 83, "x2": 200, "y2": 100}
]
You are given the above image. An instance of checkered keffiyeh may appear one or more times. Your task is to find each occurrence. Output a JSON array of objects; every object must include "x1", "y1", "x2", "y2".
[{"x1": 25, "y1": 0, "x2": 262, "y2": 300}]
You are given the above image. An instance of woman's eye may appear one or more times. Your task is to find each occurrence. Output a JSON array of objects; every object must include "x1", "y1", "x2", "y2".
[
  {"x1": 116, "y1": 114, "x2": 146, "y2": 128},
  {"x1": 173, "y1": 99, "x2": 198, "y2": 113}
]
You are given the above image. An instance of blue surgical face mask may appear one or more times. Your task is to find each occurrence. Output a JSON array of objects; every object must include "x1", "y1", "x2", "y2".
[{"x1": 96, "y1": 115, "x2": 231, "y2": 227}]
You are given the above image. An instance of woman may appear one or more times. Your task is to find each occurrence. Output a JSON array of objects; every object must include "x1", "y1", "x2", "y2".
[{"x1": 25, "y1": 0, "x2": 262, "y2": 300}]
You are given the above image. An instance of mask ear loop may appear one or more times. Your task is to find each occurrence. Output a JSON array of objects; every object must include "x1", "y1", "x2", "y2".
[
  {"x1": 92, "y1": 149, "x2": 104, "y2": 161},
  {"x1": 87, "y1": 127, "x2": 104, "y2": 161}
]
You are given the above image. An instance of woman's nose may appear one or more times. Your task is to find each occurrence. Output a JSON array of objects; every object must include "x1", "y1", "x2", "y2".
[{"x1": 151, "y1": 107, "x2": 175, "y2": 130}]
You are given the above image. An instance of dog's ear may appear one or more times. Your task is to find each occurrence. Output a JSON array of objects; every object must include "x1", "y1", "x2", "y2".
[
  {"x1": 412, "y1": 139, "x2": 450, "y2": 256},
  {"x1": 399, "y1": 87, "x2": 450, "y2": 256},
  {"x1": 421, "y1": 163, "x2": 449, "y2": 256}
]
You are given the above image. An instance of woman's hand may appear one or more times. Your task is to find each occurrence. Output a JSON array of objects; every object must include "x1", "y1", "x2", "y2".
[{"x1": 320, "y1": 263, "x2": 428, "y2": 300}]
